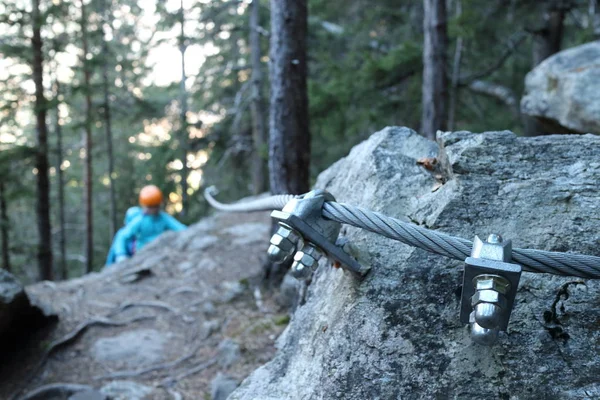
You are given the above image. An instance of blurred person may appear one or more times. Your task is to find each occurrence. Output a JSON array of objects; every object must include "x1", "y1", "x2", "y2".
[
  {"x1": 114, "y1": 185, "x2": 186, "y2": 263},
  {"x1": 105, "y1": 206, "x2": 142, "y2": 267}
]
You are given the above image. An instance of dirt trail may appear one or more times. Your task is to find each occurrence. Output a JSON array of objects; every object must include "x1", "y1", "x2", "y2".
[{"x1": 2, "y1": 210, "x2": 289, "y2": 400}]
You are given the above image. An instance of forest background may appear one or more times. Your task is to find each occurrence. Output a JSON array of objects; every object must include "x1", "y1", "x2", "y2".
[{"x1": 0, "y1": 0, "x2": 598, "y2": 283}]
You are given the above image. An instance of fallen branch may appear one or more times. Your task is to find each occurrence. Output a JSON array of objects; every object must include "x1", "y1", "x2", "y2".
[
  {"x1": 94, "y1": 342, "x2": 202, "y2": 380},
  {"x1": 17, "y1": 383, "x2": 94, "y2": 400},
  {"x1": 159, "y1": 357, "x2": 218, "y2": 388},
  {"x1": 467, "y1": 79, "x2": 520, "y2": 117}
]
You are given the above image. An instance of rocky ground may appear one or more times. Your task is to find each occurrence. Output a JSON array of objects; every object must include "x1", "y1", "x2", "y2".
[{"x1": 1, "y1": 210, "x2": 289, "y2": 400}]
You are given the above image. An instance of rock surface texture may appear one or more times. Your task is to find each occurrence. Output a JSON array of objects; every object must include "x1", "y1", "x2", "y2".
[
  {"x1": 231, "y1": 127, "x2": 600, "y2": 400},
  {"x1": 521, "y1": 41, "x2": 600, "y2": 134}
]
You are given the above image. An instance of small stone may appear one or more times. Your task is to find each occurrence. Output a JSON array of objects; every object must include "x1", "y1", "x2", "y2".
[
  {"x1": 100, "y1": 381, "x2": 153, "y2": 400},
  {"x1": 211, "y1": 373, "x2": 238, "y2": 400},
  {"x1": 69, "y1": 390, "x2": 107, "y2": 400},
  {"x1": 203, "y1": 301, "x2": 217, "y2": 317},
  {"x1": 219, "y1": 281, "x2": 245, "y2": 303},
  {"x1": 217, "y1": 338, "x2": 241, "y2": 368},
  {"x1": 202, "y1": 320, "x2": 221, "y2": 339}
]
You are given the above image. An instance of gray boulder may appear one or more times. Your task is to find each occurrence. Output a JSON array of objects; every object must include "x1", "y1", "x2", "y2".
[
  {"x1": 231, "y1": 127, "x2": 600, "y2": 399},
  {"x1": 92, "y1": 329, "x2": 169, "y2": 368},
  {"x1": 521, "y1": 41, "x2": 600, "y2": 134}
]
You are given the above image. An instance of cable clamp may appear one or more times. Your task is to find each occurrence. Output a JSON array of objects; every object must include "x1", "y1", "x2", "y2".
[
  {"x1": 267, "y1": 189, "x2": 369, "y2": 280},
  {"x1": 460, "y1": 234, "x2": 522, "y2": 345}
]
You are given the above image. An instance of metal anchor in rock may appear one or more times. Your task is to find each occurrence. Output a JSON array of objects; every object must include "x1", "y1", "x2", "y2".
[
  {"x1": 267, "y1": 189, "x2": 369, "y2": 280},
  {"x1": 460, "y1": 234, "x2": 522, "y2": 345}
]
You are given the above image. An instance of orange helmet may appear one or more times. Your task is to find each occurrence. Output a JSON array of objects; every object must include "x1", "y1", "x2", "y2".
[{"x1": 139, "y1": 185, "x2": 163, "y2": 207}]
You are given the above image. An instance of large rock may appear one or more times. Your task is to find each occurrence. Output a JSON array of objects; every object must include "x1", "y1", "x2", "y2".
[
  {"x1": 91, "y1": 329, "x2": 170, "y2": 368},
  {"x1": 521, "y1": 41, "x2": 600, "y2": 134},
  {"x1": 231, "y1": 127, "x2": 600, "y2": 399},
  {"x1": 0, "y1": 269, "x2": 54, "y2": 352}
]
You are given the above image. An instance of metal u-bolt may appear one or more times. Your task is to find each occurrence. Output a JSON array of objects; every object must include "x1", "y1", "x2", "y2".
[
  {"x1": 268, "y1": 189, "x2": 369, "y2": 280},
  {"x1": 460, "y1": 234, "x2": 522, "y2": 346}
]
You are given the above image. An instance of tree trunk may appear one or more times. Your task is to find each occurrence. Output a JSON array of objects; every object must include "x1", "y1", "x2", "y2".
[
  {"x1": 421, "y1": 0, "x2": 448, "y2": 140},
  {"x1": 267, "y1": 0, "x2": 310, "y2": 287},
  {"x1": 81, "y1": 0, "x2": 94, "y2": 273},
  {"x1": 592, "y1": 0, "x2": 600, "y2": 38},
  {"x1": 532, "y1": 4, "x2": 566, "y2": 66},
  {"x1": 268, "y1": 0, "x2": 310, "y2": 195},
  {"x1": 55, "y1": 80, "x2": 67, "y2": 280},
  {"x1": 101, "y1": 0, "x2": 117, "y2": 239},
  {"x1": 249, "y1": 0, "x2": 268, "y2": 195},
  {"x1": 0, "y1": 182, "x2": 11, "y2": 272},
  {"x1": 32, "y1": 0, "x2": 54, "y2": 281},
  {"x1": 526, "y1": 1, "x2": 568, "y2": 136},
  {"x1": 447, "y1": 0, "x2": 462, "y2": 131},
  {"x1": 179, "y1": 0, "x2": 189, "y2": 215}
]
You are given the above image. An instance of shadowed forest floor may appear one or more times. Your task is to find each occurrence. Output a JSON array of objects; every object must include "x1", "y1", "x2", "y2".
[{"x1": 1, "y1": 210, "x2": 289, "y2": 400}]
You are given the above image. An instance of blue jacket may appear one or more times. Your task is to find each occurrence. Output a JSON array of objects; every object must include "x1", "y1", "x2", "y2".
[
  {"x1": 105, "y1": 207, "x2": 142, "y2": 266},
  {"x1": 114, "y1": 211, "x2": 186, "y2": 256}
]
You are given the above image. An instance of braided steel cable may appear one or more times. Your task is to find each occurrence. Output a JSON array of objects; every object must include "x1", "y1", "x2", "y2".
[
  {"x1": 204, "y1": 187, "x2": 297, "y2": 212},
  {"x1": 323, "y1": 202, "x2": 600, "y2": 279},
  {"x1": 203, "y1": 189, "x2": 600, "y2": 279}
]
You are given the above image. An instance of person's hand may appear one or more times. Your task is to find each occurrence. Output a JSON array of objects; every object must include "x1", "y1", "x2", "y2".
[{"x1": 116, "y1": 255, "x2": 129, "y2": 263}]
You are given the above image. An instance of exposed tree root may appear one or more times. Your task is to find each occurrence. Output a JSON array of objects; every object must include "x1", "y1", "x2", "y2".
[
  {"x1": 108, "y1": 300, "x2": 195, "y2": 322},
  {"x1": 17, "y1": 383, "x2": 95, "y2": 400},
  {"x1": 94, "y1": 342, "x2": 202, "y2": 380},
  {"x1": 159, "y1": 357, "x2": 218, "y2": 388}
]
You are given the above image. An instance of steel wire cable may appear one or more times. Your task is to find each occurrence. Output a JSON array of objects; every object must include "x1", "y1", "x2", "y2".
[
  {"x1": 203, "y1": 190, "x2": 600, "y2": 279},
  {"x1": 323, "y1": 202, "x2": 600, "y2": 279},
  {"x1": 204, "y1": 187, "x2": 296, "y2": 212}
]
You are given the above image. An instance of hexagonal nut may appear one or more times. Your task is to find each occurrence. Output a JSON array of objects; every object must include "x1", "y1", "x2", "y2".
[
  {"x1": 270, "y1": 235, "x2": 296, "y2": 254},
  {"x1": 275, "y1": 225, "x2": 301, "y2": 243},
  {"x1": 470, "y1": 317, "x2": 499, "y2": 346},
  {"x1": 267, "y1": 244, "x2": 292, "y2": 264},
  {"x1": 473, "y1": 302, "x2": 503, "y2": 329},
  {"x1": 291, "y1": 261, "x2": 312, "y2": 280},
  {"x1": 473, "y1": 275, "x2": 510, "y2": 294},
  {"x1": 300, "y1": 244, "x2": 323, "y2": 261},
  {"x1": 471, "y1": 289, "x2": 507, "y2": 310},
  {"x1": 293, "y1": 251, "x2": 319, "y2": 270}
]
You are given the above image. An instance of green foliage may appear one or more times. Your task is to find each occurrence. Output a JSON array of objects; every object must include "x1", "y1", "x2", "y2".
[{"x1": 0, "y1": 0, "x2": 595, "y2": 282}]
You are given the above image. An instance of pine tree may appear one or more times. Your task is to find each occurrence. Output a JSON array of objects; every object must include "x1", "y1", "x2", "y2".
[
  {"x1": 268, "y1": 0, "x2": 310, "y2": 195},
  {"x1": 249, "y1": 0, "x2": 268, "y2": 194},
  {"x1": 421, "y1": 0, "x2": 448, "y2": 140},
  {"x1": 80, "y1": 0, "x2": 94, "y2": 273},
  {"x1": 32, "y1": 0, "x2": 54, "y2": 280}
]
